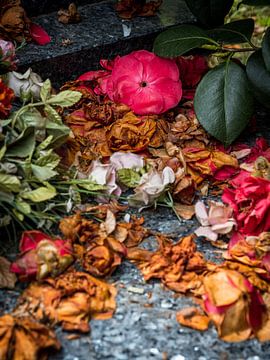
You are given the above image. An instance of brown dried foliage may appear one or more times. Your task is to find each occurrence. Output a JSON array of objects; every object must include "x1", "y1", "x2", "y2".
[
  {"x1": 115, "y1": 0, "x2": 162, "y2": 19},
  {"x1": 0, "y1": 0, "x2": 32, "y2": 42}
]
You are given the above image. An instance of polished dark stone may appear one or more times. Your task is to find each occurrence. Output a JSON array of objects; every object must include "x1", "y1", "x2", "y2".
[
  {"x1": 22, "y1": 0, "x2": 103, "y2": 16},
  {"x1": 17, "y1": 0, "x2": 195, "y2": 88}
]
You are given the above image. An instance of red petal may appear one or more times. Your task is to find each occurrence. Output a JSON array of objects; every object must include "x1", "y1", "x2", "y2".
[
  {"x1": 20, "y1": 230, "x2": 48, "y2": 252},
  {"x1": 29, "y1": 23, "x2": 51, "y2": 45}
]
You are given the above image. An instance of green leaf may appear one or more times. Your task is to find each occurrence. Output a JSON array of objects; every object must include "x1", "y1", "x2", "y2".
[
  {"x1": 5, "y1": 127, "x2": 35, "y2": 158},
  {"x1": 14, "y1": 199, "x2": 31, "y2": 214},
  {"x1": 153, "y1": 25, "x2": 215, "y2": 58},
  {"x1": 246, "y1": 50, "x2": 270, "y2": 109},
  {"x1": 185, "y1": 0, "x2": 234, "y2": 28},
  {"x1": 207, "y1": 19, "x2": 255, "y2": 44},
  {"x1": 31, "y1": 164, "x2": 58, "y2": 181},
  {"x1": 0, "y1": 145, "x2": 6, "y2": 161},
  {"x1": 0, "y1": 191, "x2": 14, "y2": 203},
  {"x1": 68, "y1": 179, "x2": 106, "y2": 192},
  {"x1": 35, "y1": 135, "x2": 53, "y2": 154},
  {"x1": 21, "y1": 185, "x2": 56, "y2": 202},
  {"x1": 16, "y1": 109, "x2": 46, "y2": 131},
  {"x1": 34, "y1": 152, "x2": 60, "y2": 169},
  {"x1": 117, "y1": 169, "x2": 141, "y2": 188},
  {"x1": 194, "y1": 61, "x2": 254, "y2": 146},
  {"x1": 262, "y1": 28, "x2": 270, "y2": 72},
  {"x1": 45, "y1": 121, "x2": 70, "y2": 149},
  {"x1": 46, "y1": 90, "x2": 82, "y2": 107},
  {"x1": 0, "y1": 173, "x2": 21, "y2": 193},
  {"x1": 44, "y1": 105, "x2": 63, "y2": 124},
  {"x1": 40, "y1": 79, "x2": 52, "y2": 103},
  {"x1": 0, "y1": 215, "x2": 11, "y2": 227}
]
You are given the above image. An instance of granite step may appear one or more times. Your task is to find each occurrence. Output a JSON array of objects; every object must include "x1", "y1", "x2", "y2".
[{"x1": 17, "y1": 0, "x2": 195, "y2": 88}]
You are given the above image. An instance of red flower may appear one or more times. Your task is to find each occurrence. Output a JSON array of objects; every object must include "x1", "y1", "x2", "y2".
[
  {"x1": 176, "y1": 55, "x2": 208, "y2": 100},
  {"x1": 29, "y1": 23, "x2": 51, "y2": 45},
  {"x1": 222, "y1": 171, "x2": 270, "y2": 236},
  {"x1": 0, "y1": 79, "x2": 14, "y2": 119},
  {"x1": 78, "y1": 58, "x2": 118, "y2": 95},
  {"x1": 10, "y1": 230, "x2": 73, "y2": 280},
  {"x1": 105, "y1": 50, "x2": 182, "y2": 115}
]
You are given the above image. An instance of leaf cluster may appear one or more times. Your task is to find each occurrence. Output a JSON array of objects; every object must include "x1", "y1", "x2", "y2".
[
  {"x1": 154, "y1": 0, "x2": 270, "y2": 146},
  {"x1": 0, "y1": 81, "x2": 105, "y2": 233}
]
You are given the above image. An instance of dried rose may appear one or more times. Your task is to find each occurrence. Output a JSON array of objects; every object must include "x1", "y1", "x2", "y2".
[
  {"x1": 195, "y1": 201, "x2": 236, "y2": 242},
  {"x1": 107, "y1": 111, "x2": 157, "y2": 152},
  {"x1": 222, "y1": 171, "x2": 270, "y2": 236},
  {"x1": 115, "y1": 0, "x2": 162, "y2": 19},
  {"x1": 128, "y1": 166, "x2": 175, "y2": 208},
  {"x1": 0, "y1": 39, "x2": 17, "y2": 73},
  {"x1": 7, "y1": 68, "x2": 43, "y2": 101},
  {"x1": 10, "y1": 230, "x2": 74, "y2": 280},
  {"x1": 0, "y1": 78, "x2": 14, "y2": 118},
  {"x1": 203, "y1": 269, "x2": 268, "y2": 342},
  {"x1": 105, "y1": 50, "x2": 182, "y2": 115}
]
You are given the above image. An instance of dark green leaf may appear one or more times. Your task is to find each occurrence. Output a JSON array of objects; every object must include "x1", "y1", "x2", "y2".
[
  {"x1": 207, "y1": 19, "x2": 255, "y2": 44},
  {"x1": 153, "y1": 25, "x2": 215, "y2": 58},
  {"x1": 246, "y1": 50, "x2": 270, "y2": 109},
  {"x1": 194, "y1": 61, "x2": 254, "y2": 146},
  {"x1": 5, "y1": 127, "x2": 35, "y2": 158},
  {"x1": 185, "y1": 0, "x2": 234, "y2": 28},
  {"x1": 262, "y1": 28, "x2": 270, "y2": 71}
]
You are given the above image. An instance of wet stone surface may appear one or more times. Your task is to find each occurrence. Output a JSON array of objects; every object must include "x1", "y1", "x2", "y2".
[
  {"x1": 1, "y1": 205, "x2": 270, "y2": 360},
  {"x1": 17, "y1": 0, "x2": 195, "y2": 88}
]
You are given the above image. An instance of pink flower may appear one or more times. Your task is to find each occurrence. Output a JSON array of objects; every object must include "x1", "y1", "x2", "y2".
[
  {"x1": 10, "y1": 231, "x2": 73, "y2": 281},
  {"x1": 195, "y1": 201, "x2": 236, "y2": 241},
  {"x1": 105, "y1": 50, "x2": 182, "y2": 115},
  {"x1": 0, "y1": 40, "x2": 17, "y2": 72},
  {"x1": 222, "y1": 171, "x2": 270, "y2": 236}
]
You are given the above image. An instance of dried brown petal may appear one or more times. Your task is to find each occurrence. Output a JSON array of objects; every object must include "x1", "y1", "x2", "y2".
[{"x1": 176, "y1": 307, "x2": 210, "y2": 331}]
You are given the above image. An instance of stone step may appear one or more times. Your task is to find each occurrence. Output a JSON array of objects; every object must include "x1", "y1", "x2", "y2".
[
  {"x1": 22, "y1": 0, "x2": 103, "y2": 16},
  {"x1": 17, "y1": 0, "x2": 195, "y2": 88}
]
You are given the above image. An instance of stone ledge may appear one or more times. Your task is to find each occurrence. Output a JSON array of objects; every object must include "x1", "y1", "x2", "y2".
[{"x1": 17, "y1": 0, "x2": 195, "y2": 88}]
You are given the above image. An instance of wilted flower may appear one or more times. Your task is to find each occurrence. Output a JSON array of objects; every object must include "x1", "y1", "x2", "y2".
[
  {"x1": 110, "y1": 151, "x2": 144, "y2": 170},
  {"x1": 107, "y1": 111, "x2": 159, "y2": 152},
  {"x1": 0, "y1": 39, "x2": 17, "y2": 73},
  {"x1": 106, "y1": 50, "x2": 182, "y2": 115},
  {"x1": 222, "y1": 171, "x2": 270, "y2": 236},
  {"x1": 128, "y1": 166, "x2": 175, "y2": 207},
  {"x1": 0, "y1": 78, "x2": 14, "y2": 119},
  {"x1": 7, "y1": 68, "x2": 43, "y2": 101},
  {"x1": 81, "y1": 160, "x2": 121, "y2": 197},
  {"x1": 203, "y1": 269, "x2": 268, "y2": 342},
  {"x1": 10, "y1": 230, "x2": 74, "y2": 280},
  {"x1": 195, "y1": 201, "x2": 236, "y2": 241}
]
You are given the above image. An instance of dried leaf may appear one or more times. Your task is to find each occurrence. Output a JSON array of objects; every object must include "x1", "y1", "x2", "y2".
[
  {"x1": 0, "y1": 256, "x2": 16, "y2": 289},
  {"x1": 58, "y1": 3, "x2": 81, "y2": 24},
  {"x1": 0, "y1": 314, "x2": 60, "y2": 360},
  {"x1": 176, "y1": 307, "x2": 210, "y2": 331}
]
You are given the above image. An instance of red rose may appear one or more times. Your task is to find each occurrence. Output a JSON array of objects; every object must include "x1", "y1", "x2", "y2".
[
  {"x1": 0, "y1": 79, "x2": 14, "y2": 118},
  {"x1": 222, "y1": 171, "x2": 270, "y2": 236}
]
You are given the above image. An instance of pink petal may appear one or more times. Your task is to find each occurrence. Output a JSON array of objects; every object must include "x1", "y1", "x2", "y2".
[
  {"x1": 195, "y1": 201, "x2": 209, "y2": 226},
  {"x1": 20, "y1": 230, "x2": 48, "y2": 252},
  {"x1": 29, "y1": 23, "x2": 51, "y2": 45},
  {"x1": 194, "y1": 226, "x2": 218, "y2": 241}
]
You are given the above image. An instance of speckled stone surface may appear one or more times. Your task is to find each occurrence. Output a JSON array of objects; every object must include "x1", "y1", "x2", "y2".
[
  {"x1": 17, "y1": 0, "x2": 195, "y2": 88},
  {"x1": 22, "y1": 0, "x2": 103, "y2": 16}
]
